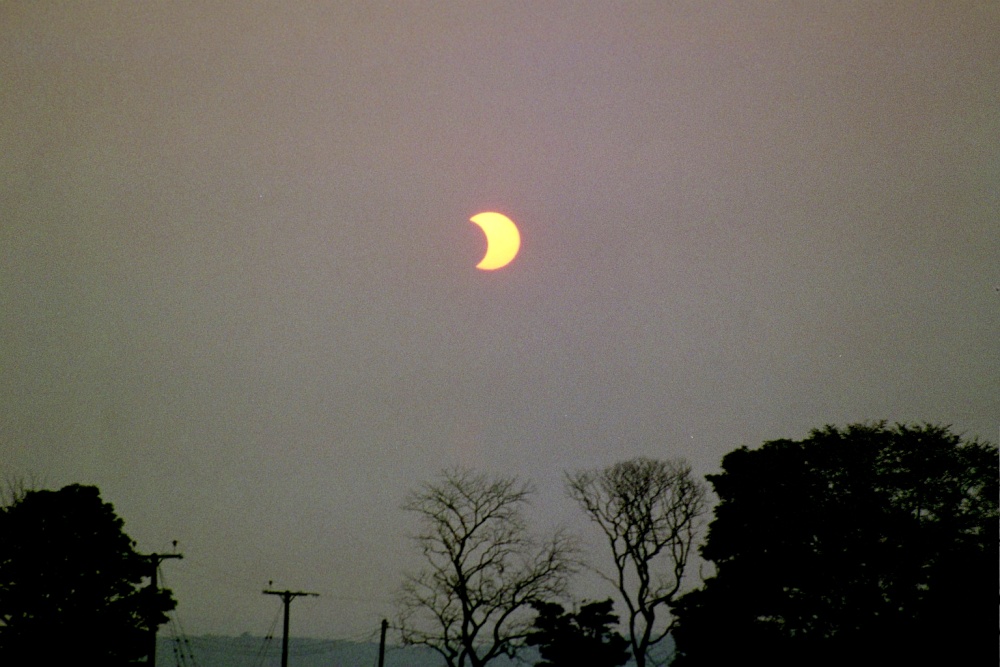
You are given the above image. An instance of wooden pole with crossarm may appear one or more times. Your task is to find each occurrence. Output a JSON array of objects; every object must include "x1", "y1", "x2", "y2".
[
  {"x1": 262, "y1": 588, "x2": 319, "y2": 667},
  {"x1": 143, "y1": 549, "x2": 183, "y2": 667}
]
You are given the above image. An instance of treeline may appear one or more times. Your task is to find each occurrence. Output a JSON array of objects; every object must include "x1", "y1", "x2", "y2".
[
  {"x1": 395, "y1": 423, "x2": 998, "y2": 667},
  {"x1": 1, "y1": 422, "x2": 996, "y2": 667}
]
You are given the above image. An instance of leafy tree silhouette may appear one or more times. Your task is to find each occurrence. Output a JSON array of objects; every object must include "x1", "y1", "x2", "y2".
[
  {"x1": 526, "y1": 598, "x2": 630, "y2": 667},
  {"x1": 671, "y1": 423, "x2": 998, "y2": 667},
  {"x1": 0, "y1": 484, "x2": 176, "y2": 665}
]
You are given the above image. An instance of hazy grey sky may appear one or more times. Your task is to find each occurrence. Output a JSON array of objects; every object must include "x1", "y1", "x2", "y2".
[{"x1": 2, "y1": 2, "x2": 998, "y2": 640}]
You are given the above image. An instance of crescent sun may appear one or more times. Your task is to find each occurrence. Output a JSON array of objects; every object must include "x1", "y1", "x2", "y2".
[{"x1": 470, "y1": 212, "x2": 520, "y2": 271}]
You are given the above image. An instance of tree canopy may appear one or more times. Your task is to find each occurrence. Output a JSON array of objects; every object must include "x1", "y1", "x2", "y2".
[
  {"x1": 0, "y1": 484, "x2": 176, "y2": 665},
  {"x1": 526, "y1": 598, "x2": 630, "y2": 667},
  {"x1": 396, "y1": 468, "x2": 577, "y2": 667},
  {"x1": 671, "y1": 423, "x2": 999, "y2": 666}
]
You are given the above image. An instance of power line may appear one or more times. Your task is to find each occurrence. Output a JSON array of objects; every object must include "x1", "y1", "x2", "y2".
[
  {"x1": 254, "y1": 608, "x2": 282, "y2": 667},
  {"x1": 262, "y1": 588, "x2": 319, "y2": 667},
  {"x1": 141, "y1": 548, "x2": 184, "y2": 667}
]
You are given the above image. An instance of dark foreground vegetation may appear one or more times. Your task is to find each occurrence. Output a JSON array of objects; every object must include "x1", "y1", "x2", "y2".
[
  {"x1": 1, "y1": 422, "x2": 996, "y2": 666},
  {"x1": 0, "y1": 484, "x2": 176, "y2": 665},
  {"x1": 397, "y1": 423, "x2": 997, "y2": 667},
  {"x1": 670, "y1": 423, "x2": 998, "y2": 666}
]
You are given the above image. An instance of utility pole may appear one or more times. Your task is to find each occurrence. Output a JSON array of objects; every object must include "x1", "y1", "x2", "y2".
[
  {"x1": 378, "y1": 618, "x2": 388, "y2": 667},
  {"x1": 262, "y1": 588, "x2": 319, "y2": 667},
  {"x1": 143, "y1": 549, "x2": 183, "y2": 667}
]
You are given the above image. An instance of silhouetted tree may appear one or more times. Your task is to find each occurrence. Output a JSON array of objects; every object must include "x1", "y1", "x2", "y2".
[
  {"x1": 0, "y1": 484, "x2": 176, "y2": 665},
  {"x1": 671, "y1": 423, "x2": 999, "y2": 667},
  {"x1": 396, "y1": 469, "x2": 578, "y2": 667},
  {"x1": 526, "y1": 598, "x2": 630, "y2": 667},
  {"x1": 566, "y1": 458, "x2": 707, "y2": 667}
]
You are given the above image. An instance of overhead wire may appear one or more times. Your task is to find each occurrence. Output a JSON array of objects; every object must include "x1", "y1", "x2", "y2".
[
  {"x1": 157, "y1": 566, "x2": 201, "y2": 667},
  {"x1": 252, "y1": 601, "x2": 282, "y2": 667},
  {"x1": 147, "y1": 552, "x2": 404, "y2": 664}
]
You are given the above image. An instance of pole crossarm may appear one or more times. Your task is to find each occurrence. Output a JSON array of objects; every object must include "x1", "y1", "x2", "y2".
[
  {"x1": 262, "y1": 589, "x2": 320, "y2": 667},
  {"x1": 140, "y1": 551, "x2": 183, "y2": 667},
  {"x1": 263, "y1": 589, "x2": 320, "y2": 600}
]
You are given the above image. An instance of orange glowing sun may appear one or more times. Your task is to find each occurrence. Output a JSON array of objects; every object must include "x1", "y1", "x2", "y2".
[{"x1": 470, "y1": 212, "x2": 520, "y2": 270}]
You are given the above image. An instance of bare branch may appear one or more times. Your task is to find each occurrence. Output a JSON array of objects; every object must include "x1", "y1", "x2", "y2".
[
  {"x1": 0, "y1": 470, "x2": 44, "y2": 508},
  {"x1": 397, "y1": 468, "x2": 578, "y2": 667},
  {"x1": 566, "y1": 458, "x2": 706, "y2": 667}
]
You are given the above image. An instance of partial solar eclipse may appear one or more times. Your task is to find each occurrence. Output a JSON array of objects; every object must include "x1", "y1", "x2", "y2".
[{"x1": 470, "y1": 212, "x2": 520, "y2": 270}]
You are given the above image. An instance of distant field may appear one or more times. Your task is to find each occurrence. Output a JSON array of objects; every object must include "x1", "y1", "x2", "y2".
[
  {"x1": 156, "y1": 635, "x2": 523, "y2": 667},
  {"x1": 156, "y1": 634, "x2": 669, "y2": 666}
]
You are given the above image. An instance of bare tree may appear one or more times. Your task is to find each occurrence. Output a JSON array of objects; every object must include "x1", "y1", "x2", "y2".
[
  {"x1": 566, "y1": 458, "x2": 707, "y2": 667},
  {"x1": 397, "y1": 468, "x2": 577, "y2": 667},
  {"x1": 0, "y1": 470, "x2": 43, "y2": 507}
]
